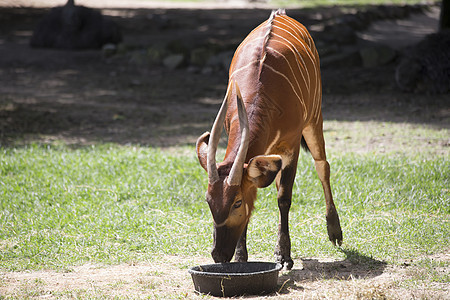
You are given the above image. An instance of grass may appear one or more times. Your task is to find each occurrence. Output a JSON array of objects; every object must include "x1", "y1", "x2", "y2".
[
  {"x1": 407, "y1": 257, "x2": 450, "y2": 283},
  {"x1": 0, "y1": 142, "x2": 448, "y2": 273},
  {"x1": 0, "y1": 145, "x2": 212, "y2": 270},
  {"x1": 251, "y1": 152, "x2": 449, "y2": 261}
]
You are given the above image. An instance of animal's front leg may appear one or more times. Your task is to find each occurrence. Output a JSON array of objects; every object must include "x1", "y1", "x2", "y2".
[
  {"x1": 274, "y1": 214, "x2": 293, "y2": 270},
  {"x1": 234, "y1": 225, "x2": 248, "y2": 262},
  {"x1": 274, "y1": 156, "x2": 298, "y2": 270}
]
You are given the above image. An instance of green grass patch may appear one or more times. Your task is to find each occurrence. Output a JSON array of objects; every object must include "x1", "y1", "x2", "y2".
[
  {"x1": 0, "y1": 144, "x2": 448, "y2": 271},
  {"x1": 0, "y1": 145, "x2": 212, "y2": 271},
  {"x1": 407, "y1": 257, "x2": 450, "y2": 283}
]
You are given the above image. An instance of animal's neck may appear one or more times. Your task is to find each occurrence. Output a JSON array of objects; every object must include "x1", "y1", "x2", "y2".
[{"x1": 224, "y1": 115, "x2": 271, "y2": 165}]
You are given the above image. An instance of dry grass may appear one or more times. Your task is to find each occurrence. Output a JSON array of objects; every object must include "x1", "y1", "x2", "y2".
[{"x1": 1, "y1": 252, "x2": 449, "y2": 299}]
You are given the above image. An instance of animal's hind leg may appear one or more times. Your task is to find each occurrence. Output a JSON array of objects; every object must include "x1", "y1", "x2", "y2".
[{"x1": 302, "y1": 119, "x2": 343, "y2": 246}]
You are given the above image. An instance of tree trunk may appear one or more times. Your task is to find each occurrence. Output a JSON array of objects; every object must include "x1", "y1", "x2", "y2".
[{"x1": 440, "y1": 0, "x2": 450, "y2": 30}]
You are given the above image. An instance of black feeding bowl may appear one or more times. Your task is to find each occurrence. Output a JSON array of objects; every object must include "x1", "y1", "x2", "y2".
[{"x1": 188, "y1": 262, "x2": 283, "y2": 297}]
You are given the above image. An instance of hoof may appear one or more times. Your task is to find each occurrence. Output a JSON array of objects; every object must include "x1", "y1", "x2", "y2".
[
  {"x1": 329, "y1": 235, "x2": 343, "y2": 247},
  {"x1": 326, "y1": 210, "x2": 343, "y2": 247},
  {"x1": 327, "y1": 223, "x2": 343, "y2": 247},
  {"x1": 275, "y1": 255, "x2": 294, "y2": 270},
  {"x1": 284, "y1": 259, "x2": 294, "y2": 270}
]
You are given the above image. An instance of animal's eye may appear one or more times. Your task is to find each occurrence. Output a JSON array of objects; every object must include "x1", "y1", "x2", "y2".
[{"x1": 233, "y1": 200, "x2": 242, "y2": 209}]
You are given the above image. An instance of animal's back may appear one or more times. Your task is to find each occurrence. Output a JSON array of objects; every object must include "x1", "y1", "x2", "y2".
[{"x1": 229, "y1": 10, "x2": 322, "y2": 133}]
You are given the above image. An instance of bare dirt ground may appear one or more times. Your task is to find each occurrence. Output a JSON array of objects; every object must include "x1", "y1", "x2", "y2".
[
  {"x1": 0, "y1": 1, "x2": 449, "y2": 299},
  {"x1": 2, "y1": 253, "x2": 450, "y2": 299}
]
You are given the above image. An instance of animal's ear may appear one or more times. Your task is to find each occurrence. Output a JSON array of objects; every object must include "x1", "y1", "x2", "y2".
[
  {"x1": 196, "y1": 132, "x2": 210, "y2": 172},
  {"x1": 245, "y1": 155, "x2": 282, "y2": 188}
]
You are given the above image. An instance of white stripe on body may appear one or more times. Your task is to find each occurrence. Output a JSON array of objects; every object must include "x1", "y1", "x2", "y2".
[
  {"x1": 279, "y1": 16, "x2": 313, "y2": 49},
  {"x1": 277, "y1": 17, "x2": 322, "y2": 122},
  {"x1": 271, "y1": 31, "x2": 312, "y2": 92},
  {"x1": 261, "y1": 63, "x2": 308, "y2": 122},
  {"x1": 230, "y1": 59, "x2": 262, "y2": 79},
  {"x1": 267, "y1": 43, "x2": 309, "y2": 95},
  {"x1": 264, "y1": 130, "x2": 281, "y2": 155},
  {"x1": 229, "y1": 14, "x2": 322, "y2": 125},
  {"x1": 272, "y1": 20, "x2": 321, "y2": 123},
  {"x1": 265, "y1": 46, "x2": 307, "y2": 115}
]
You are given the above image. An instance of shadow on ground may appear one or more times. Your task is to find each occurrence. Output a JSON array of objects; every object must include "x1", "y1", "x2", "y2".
[
  {"x1": 278, "y1": 249, "x2": 387, "y2": 294},
  {"x1": 0, "y1": 4, "x2": 448, "y2": 147}
]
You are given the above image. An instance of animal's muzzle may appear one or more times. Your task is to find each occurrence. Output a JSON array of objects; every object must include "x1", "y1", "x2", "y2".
[
  {"x1": 211, "y1": 247, "x2": 234, "y2": 263},
  {"x1": 211, "y1": 225, "x2": 237, "y2": 263}
]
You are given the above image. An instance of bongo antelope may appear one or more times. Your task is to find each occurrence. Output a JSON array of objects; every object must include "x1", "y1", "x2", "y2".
[{"x1": 196, "y1": 9, "x2": 342, "y2": 270}]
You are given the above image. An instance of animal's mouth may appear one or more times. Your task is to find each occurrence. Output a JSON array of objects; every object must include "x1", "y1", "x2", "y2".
[{"x1": 211, "y1": 248, "x2": 234, "y2": 263}]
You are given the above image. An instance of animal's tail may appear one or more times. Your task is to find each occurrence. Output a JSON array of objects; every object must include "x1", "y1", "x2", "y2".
[{"x1": 300, "y1": 135, "x2": 310, "y2": 152}]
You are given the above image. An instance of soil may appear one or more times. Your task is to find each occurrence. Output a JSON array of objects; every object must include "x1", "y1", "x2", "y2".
[
  {"x1": 0, "y1": 1, "x2": 448, "y2": 299},
  {"x1": 2, "y1": 254, "x2": 449, "y2": 299}
]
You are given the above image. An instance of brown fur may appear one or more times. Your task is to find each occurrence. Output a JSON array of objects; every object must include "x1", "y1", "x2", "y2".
[{"x1": 196, "y1": 10, "x2": 342, "y2": 268}]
